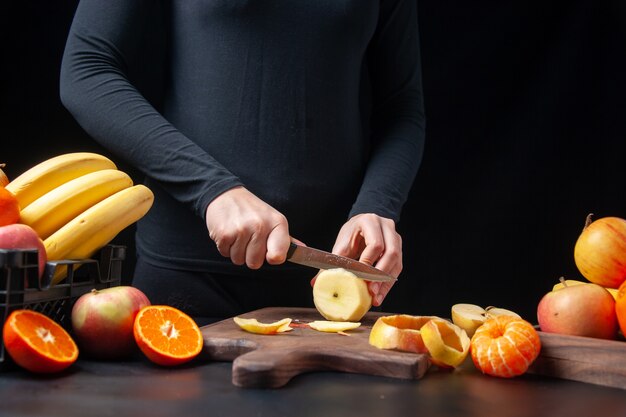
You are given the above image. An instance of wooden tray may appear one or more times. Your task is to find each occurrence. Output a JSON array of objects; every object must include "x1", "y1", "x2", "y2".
[
  {"x1": 528, "y1": 331, "x2": 626, "y2": 390},
  {"x1": 199, "y1": 307, "x2": 431, "y2": 388}
]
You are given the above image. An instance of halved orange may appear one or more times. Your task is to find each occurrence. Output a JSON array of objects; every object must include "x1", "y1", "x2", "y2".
[
  {"x1": 2, "y1": 309, "x2": 78, "y2": 373},
  {"x1": 470, "y1": 315, "x2": 541, "y2": 378},
  {"x1": 133, "y1": 305, "x2": 203, "y2": 366}
]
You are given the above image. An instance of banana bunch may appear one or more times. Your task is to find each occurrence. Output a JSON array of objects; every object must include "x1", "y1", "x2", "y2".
[{"x1": 7, "y1": 152, "x2": 154, "y2": 285}]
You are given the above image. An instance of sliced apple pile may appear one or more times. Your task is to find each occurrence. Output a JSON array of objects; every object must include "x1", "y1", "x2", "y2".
[
  {"x1": 308, "y1": 320, "x2": 361, "y2": 333},
  {"x1": 421, "y1": 318, "x2": 470, "y2": 368},
  {"x1": 233, "y1": 317, "x2": 293, "y2": 335},
  {"x1": 313, "y1": 268, "x2": 372, "y2": 322},
  {"x1": 451, "y1": 303, "x2": 520, "y2": 337}
]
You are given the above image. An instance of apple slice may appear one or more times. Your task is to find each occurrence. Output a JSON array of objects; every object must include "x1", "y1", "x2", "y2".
[
  {"x1": 368, "y1": 314, "x2": 441, "y2": 353},
  {"x1": 451, "y1": 303, "x2": 520, "y2": 337},
  {"x1": 233, "y1": 317, "x2": 293, "y2": 335},
  {"x1": 421, "y1": 318, "x2": 470, "y2": 368},
  {"x1": 308, "y1": 320, "x2": 361, "y2": 333},
  {"x1": 313, "y1": 268, "x2": 372, "y2": 322}
]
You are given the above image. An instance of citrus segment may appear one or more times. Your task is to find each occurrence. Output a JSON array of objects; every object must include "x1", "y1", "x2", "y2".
[
  {"x1": 2, "y1": 309, "x2": 78, "y2": 373},
  {"x1": 421, "y1": 318, "x2": 470, "y2": 368},
  {"x1": 133, "y1": 305, "x2": 203, "y2": 366},
  {"x1": 233, "y1": 317, "x2": 293, "y2": 335},
  {"x1": 308, "y1": 320, "x2": 361, "y2": 333},
  {"x1": 470, "y1": 315, "x2": 541, "y2": 378}
]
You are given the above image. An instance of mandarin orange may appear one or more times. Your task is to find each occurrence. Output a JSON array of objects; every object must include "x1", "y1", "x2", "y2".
[
  {"x1": 2, "y1": 309, "x2": 78, "y2": 373},
  {"x1": 0, "y1": 185, "x2": 20, "y2": 226},
  {"x1": 470, "y1": 315, "x2": 541, "y2": 378},
  {"x1": 133, "y1": 305, "x2": 203, "y2": 366}
]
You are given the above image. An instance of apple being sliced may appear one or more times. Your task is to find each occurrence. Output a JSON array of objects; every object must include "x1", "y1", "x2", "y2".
[
  {"x1": 313, "y1": 268, "x2": 372, "y2": 322},
  {"x1": 451, "y1": 303, "x2": 520, "y2": 337}
]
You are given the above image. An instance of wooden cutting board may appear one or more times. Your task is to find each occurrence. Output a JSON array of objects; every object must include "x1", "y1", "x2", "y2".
[
  {"x1": 199, "y1": 307, "x2": 431, "y2": 388},
  {"x1": 528, "y1": 331, "x2": 626, "y2": 390}
]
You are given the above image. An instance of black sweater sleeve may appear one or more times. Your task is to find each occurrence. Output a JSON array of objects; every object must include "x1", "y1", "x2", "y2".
[
  {"x1": 59, "y1": 0, "x2": 244, "y2": 220},
  {"x1": 349, "y1": 0, "x2": 426, "y2": 222}
]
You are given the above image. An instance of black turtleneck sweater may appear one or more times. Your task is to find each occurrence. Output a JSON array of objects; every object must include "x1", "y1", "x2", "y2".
[{"x1": 60, "y1": 0, "x2": 425, "y2": 304}]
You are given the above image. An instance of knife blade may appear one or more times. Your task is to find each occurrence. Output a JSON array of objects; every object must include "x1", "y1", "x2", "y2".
[{"x1": 286, "y1": 243, "x2": 396, "y2": 282}]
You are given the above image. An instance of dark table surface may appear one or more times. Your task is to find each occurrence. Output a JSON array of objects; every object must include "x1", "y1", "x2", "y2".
[{"x1": 2, "y1": 355, "x2": 626, "y2": 417}]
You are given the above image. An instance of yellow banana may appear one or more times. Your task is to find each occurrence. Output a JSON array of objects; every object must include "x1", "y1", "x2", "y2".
[
  {"x1": 19, "y1": 169, "x2": 134, "y2": 240},
  {"x1": 45, "y1": 184, "x2": 154, "y2": 285},
  {"x1": 6, "y1": 152, "x2": 117, "y2": 209}
]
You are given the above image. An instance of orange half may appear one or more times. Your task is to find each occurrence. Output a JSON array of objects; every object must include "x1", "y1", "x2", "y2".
[
  {"x1": 2, "y1": 309, "x2": 78, "y2": 373},
  {"x1": 133, "y1": 305, "x2": 203, "y2": 366}
]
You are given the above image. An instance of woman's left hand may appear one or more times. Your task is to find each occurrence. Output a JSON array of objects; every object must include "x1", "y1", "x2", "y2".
[{"x1": 325, "y1": 213, "x2": 403, "y2": 307}]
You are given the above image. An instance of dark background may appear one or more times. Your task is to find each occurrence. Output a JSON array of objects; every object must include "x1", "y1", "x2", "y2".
[{"x1": 2, "y1": 1, "x2": 625, "y2": 321}]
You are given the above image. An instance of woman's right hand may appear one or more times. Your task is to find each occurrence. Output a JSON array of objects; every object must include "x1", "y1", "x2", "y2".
[{"x1": 205, "y1": 186, "x2": 291, "y2": 269}]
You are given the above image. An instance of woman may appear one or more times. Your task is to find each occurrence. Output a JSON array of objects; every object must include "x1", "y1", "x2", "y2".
[{"x1": 60, "y1": 0, "x2": 425, "y2": 324}]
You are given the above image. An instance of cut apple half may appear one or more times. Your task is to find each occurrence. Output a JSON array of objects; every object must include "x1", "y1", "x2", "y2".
[
  {"x1": 308, "y1": 320, "x2": 361, "y2": 333},
  {"x1": 421, "y1": 318, "x2": 470, "y2": 368},
  {"x1": 451, "y1": 303, "x2": 520, "y2": 337},
  {"x1": 368, "y1": 314, "x2": 442, "y2": 354},
  {"x1": 233, "y1": 317, "x2": 293, "y2": 335},
  {"x1": 313, "y1": 268, "x2": 372, "y2": 322}
]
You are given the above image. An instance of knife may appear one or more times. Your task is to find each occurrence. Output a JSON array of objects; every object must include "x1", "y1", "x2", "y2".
[{"x1": 286, "y1": 243, "x2": 396, "y2": 282}]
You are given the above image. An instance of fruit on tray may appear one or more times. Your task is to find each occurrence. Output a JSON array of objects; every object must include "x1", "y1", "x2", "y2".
[
  {"x1": 312, "y1": 268, "x2": 372, "y2": 322},
  {"x1": 614, "y1": 281, "x2": 626, "y2": 336},
  {"x1": 2, "y1": 309, "x2": 78, "y2": 373},
  {"x1": 574, "y1": 214, "x2": 626, "y2": 289},
  {"x1": 0, "y1": 163, "x2": 9, "y2": 187},
  {"x1": 451, "y1": 303, "x2": 520, "y2": 337},
  {"x1": 420, "y1": 318, "x2": 470, "y2": 368},
  {"x1": 0, "y1": 185, "x2": 20, "y2": 227},
  {"x1": 233, "y1": 317, "x2": 293, "y2": 335},
  {"x1": 19, "y1": 168, "x2": 134, "y2": 240},
  {"x1": 537, "y1": 278, "x2": 618, "y2": 340},
  {"x1": 133, "y1": 305, "x2": 204, "y2": 366},
  {"x1": 470, "y1": 315, "x2": 541, "y2": 378},
  {"x1": 44, "y1": 184, "x2": 154, "y2": 285},
  {"x1": 368, "y1": 314, "x2": 441, "y2": 353},
  {"x1": 71, "y1": 286, "x2": 151, "y2": 359},
  {"x1": 552, "y1": 278, "x2": 618, "y2": 300},
  {"x1": 308, "y1": 320, "x2": 361, "y2": 333},
  {"x1": 5, "y1": 152, "x2": 117, "y2": 209},
  {"x1": 0, "y1": 223, "x2": 47, "y2": 279}
]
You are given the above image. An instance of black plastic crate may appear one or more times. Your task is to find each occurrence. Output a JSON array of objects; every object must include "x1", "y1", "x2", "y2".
[{"x1": 0, "y1": 245, "x2": 125, "y2": 369}]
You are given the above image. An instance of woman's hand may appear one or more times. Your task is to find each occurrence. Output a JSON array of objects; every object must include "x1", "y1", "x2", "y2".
[
  {"x1": 205, "y1": 186, "x2": 291, "y2": 269},
  {"x1": 330, "y1": 213, "x2": 403, "y2": 307}
]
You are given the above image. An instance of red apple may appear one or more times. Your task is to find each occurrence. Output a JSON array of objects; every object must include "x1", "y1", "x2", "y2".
[
  {"x1": 0, "y1": 223, "x2": 47, "y2": 279},
  {"x1": 71, "y1": 286, "x2": 151, "y2": 359},
  {"x1": 537, "y1": 281, "x2": 618, "y2": 340}
]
